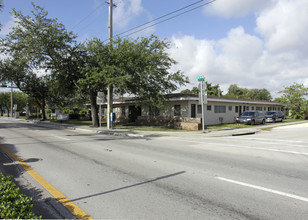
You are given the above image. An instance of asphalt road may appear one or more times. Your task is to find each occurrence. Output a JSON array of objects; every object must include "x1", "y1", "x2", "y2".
[{"x1": 0, "y1": 119, "x2": 307, "y2": 219}]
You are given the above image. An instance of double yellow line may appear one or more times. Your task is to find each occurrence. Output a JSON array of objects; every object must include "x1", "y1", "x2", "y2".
[{"x1": 0, "y1": 142, "x2": 93, "y2": 220}]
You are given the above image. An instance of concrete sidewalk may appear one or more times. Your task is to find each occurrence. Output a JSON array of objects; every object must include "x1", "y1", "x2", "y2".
[
  {"x1": 16, "y1": 118, "x2": 307, "y2": 138},
  {"x1": 1, "y1": 116, "x2": 307, "y2": 138}
]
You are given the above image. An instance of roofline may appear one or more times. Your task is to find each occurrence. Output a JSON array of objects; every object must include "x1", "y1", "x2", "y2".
[{"x1": 104, "y1": 93, "x2": 283, "y2": 106}]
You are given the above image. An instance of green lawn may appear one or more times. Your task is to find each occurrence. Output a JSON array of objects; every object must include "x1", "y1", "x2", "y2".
[
  {"x1": 49, "y1": 119, "x2": 94, "y2": 126},
  {"x1": 3, "y1": 116, "x2": 305, "y2": 132}
]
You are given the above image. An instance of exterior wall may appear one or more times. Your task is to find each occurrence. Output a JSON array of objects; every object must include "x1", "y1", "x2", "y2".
[
  {"x1": 202, "y1": 102, "x2": 235, "y2": 125},
  {"x1": 109, "y1": 96, "x2": 284, "y2": 127},
  {"x1": 140, "y1": 101, "x2": 190, "y2": 117}
]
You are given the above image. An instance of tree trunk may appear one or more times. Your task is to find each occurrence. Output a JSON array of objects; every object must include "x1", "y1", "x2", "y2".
[
  {"x1": 90, "y1": 92, "x2": 99, "y2": 127},
  {"x1": 41, "y1": 99, "x2": 47, "y2": 121}
]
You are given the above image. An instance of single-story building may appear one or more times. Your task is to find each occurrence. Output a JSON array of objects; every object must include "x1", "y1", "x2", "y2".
[{"x1": 102, "y1": 93, "x2": 284, "y2": 130}]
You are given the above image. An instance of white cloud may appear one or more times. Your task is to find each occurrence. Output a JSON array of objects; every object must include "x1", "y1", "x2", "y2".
[
  {"x1": 114, "y1": 0, "x2": 145, "y2": 29},
  {"x1": 255, "y1": 0, "x2": 308, "y2": 56},
  {"x1": 168, "y1": 0, "x2": 308, "y2": 98},
  {"x1": 203, "y1": 0, "x2": 271, "y2": 18},
  {"x1": 169, "y1": 23, "x2": 308, "y2": 98}
]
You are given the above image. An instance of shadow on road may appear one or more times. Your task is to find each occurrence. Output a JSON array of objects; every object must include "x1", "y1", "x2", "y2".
[{"x1": 70, "y1": 171, "x2": 186, "y2": 202}]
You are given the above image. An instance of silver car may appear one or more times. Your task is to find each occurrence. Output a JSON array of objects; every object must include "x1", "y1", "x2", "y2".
[
  {"x1": 236, "y1": 111, "x2": 266, "y2": 125},
  {"x1": 265, "y1": 111, "x2": 285, "y2": 123}
]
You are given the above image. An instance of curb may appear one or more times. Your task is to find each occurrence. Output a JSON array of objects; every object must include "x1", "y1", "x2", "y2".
[{"x1": 96, "y1": 130, "x2": 145, "y2": 138}]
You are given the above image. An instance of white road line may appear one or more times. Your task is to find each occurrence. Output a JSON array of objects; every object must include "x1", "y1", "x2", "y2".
[
  {"x1": 226, "y1": 137, "x2": 304, "y2": 144},
  {"x1": 216, "y1": 177, "x2": 308, "y2": 203},
  {"x1": 207, "y1": 142, "x2": 308, "y2": 156},
  {"x1": 52, "y1": 135, "x2": 71, "y2": 141}
]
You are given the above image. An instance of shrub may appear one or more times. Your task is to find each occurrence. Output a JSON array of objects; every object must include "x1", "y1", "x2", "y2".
[
  {"x1": 79, "y1": 109, "x2": 87, "y2": 117},
  {"x1": 46, "y1": 109, "x2": 52, "y2": 115},
  {"x1": 29, "y1": 113, "x2": 41, "y2": 119},
  {"x1": 0, "y1": 173, "x2": 41, "y2": 219}
]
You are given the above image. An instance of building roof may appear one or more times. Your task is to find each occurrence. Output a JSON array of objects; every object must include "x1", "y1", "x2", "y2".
[{"x1": 112, "y1": 93, "x2": 282, "y2": 106}]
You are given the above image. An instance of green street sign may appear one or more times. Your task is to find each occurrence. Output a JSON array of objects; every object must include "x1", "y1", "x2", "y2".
[
  {"x1": 197, "y1": 75, "x2": 205, "y2": 81},
  {"x1": 2, "y1": 107, "x2": 6, "y2": 110}
]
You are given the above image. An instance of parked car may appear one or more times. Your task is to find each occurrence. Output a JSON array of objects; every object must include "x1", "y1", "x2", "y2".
[
  {"x1": 236, "y1": 111, "x2": 266, "y2": 125},
  {"x1": 265, "y1": 111, "x2": 285, "y2": 123}
]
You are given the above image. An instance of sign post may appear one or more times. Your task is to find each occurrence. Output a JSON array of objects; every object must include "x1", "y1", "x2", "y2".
[
  {"x1": 97, "y1": 92, "x2": 105, "y2": 128},
  {"x1": 198, "y1": 76, "x2": 206, "y2": 133}
]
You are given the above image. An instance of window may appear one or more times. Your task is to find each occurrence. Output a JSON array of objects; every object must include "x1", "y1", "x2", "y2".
[
  {"x1": 264, "y1": 107, "x2": 266, "y2": 111},
  {"x1": 256, "y1": 107, "x2": 262, "y2": 111},
  {"x1": 251, "y1": 106, "x2": 254, "y2": 110},
  {"x1": 214, "y1": 105, "x2": 226, "y2": 113},
  {"x1": 197, "y1": 105, "x2": 202, "y2": 114},
  {"x1": 228, "y1": 106, "x2": 232, "y2": 111},
  {"x1": 174, "y1": 105, "x2": 181, "y2": 116},
  {"x1": 149, "y1": 106, "x2": 160, "y2": 116},
  {"x1": 235, "y1": 106, "x2": 239, "y2": 113},
  {"x1": 207, "y1": 105, "x2": 212, "y2": 111},
  {"x1": 121, "y1": 106, "x2": 126, "y2": 116},
  {"x1": 246, "y1": 106, "x2": 249, "y2": 111}
]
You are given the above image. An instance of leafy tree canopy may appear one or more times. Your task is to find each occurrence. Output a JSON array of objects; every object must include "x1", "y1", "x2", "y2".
[
  {"x1": 226, "y1": 84, "x2": 272, "y2": 101},
  {"x1": 181, "y1": 82, "x2": 223, "y2": 96},
  {"x1": 78, "y1": 36, "x2": 188, "y2": 127},
  {"x1": 278, "y1": 83, "x2": 308, "y2": 119},
  {"x1": 1, "y1": 3, "x2": 81, "y2": 119}
]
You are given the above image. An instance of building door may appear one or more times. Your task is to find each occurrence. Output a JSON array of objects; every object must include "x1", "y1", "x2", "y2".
[
  {"x1": 239, "y1": 106, "x2": 242, "y2": 116},
  {"x1": 191, "y1": 104, "x2": 196, "y2": 118},
  {"x1": 129, "y1": 106, "x2": 141, "y2": 122}
]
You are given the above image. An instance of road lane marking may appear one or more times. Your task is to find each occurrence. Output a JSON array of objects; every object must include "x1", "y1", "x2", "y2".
[
  {"x1": 0, "y1": 142, "x2": 93, "y2": 220},
  {"x1": 216, "y1": 177, "x2": 308, "y2": 203},
  {"x1": 52, "y1": 135, "x2": 71, "y2": 141},
  {"x1": 207, "y1": 142, "x2": 308, "y2": 156},
  {"x1": 225, "y1": 137, "x2": 307, "y2": 148},
  {"x1": 226, "y1": 136, "x2": 304, "y2": 144}
]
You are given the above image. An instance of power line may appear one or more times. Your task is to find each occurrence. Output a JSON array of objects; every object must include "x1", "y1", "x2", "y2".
[
  {"x1": 115, "y1": 0, "x2": 206, "y2": 38},
  {"x1": 112, "y1": 0, "x2": 217, "y2": 40},
  {"x1": 71, "y1": 1, "x2": 106, "y2": 30}
]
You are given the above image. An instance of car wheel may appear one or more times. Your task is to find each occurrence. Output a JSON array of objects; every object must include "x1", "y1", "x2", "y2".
[
  {"x1": 273, "y1": 118, "x2": 276, "y2": 123},
  {"x1": 262, "y1": 119, "x2": 265, "y2": 124},
  {"x1": 251, "y1": 120, "x2": 255, "y2": 125}
]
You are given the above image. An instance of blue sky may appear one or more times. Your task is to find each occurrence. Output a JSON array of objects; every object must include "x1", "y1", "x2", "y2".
[{"x1": 1, "y1": 0, "x2": 308, "y2": 98}]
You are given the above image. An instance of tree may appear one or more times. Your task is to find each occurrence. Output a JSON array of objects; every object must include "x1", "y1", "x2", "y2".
[
  {"x1": 226, "y1": 84, "x2": 272, "y2": 101},
  {"x1": 1, "y1": 3, "x2": 80, "y2": 120},
  {"x1": 205, "y1": 82, "x2": 223, "y2": 96},
  {"x1": 278, "y1": 83, "x2": 308, "y2": 119},
  {"x1": 0, "y1": 1, "x2": 3, "y2": 30},
  {"x1": 0, "y1": 92, "x2": 27, "y2": 116},
  {"x1": 78, "y1": 36, "x2": 188, "y2": 127},
  {"x1": 0, "y1": 92, "x2": 10, "y2": 116},
  {"x1": 227, "y1": 84, "x2": 247, "y2": 97},
  {"x1": 181, "y1": 82, "x2": 223, "y2": 96},
  {"x1": 181, "y1": 87, "x2": 199, "y2": 95},
  {"x1": 248, "y1": 88, "x2": 272, "y2": 101}
]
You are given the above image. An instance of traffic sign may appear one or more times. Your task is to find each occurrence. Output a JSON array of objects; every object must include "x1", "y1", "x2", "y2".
[
  {"x1": 97, "y1": 92, "x2": 104, "y2": 98},
  {"x1": 197, "y1": 75, "x2": 205, "y2": 82},
  {"x1": 96, "y1": 97, "x2": 104, "y2": 105}
]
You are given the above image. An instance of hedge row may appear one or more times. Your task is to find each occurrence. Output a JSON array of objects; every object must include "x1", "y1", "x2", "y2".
[{"x1": 0, "y1": 173, "x2": 41, "y2": 219}]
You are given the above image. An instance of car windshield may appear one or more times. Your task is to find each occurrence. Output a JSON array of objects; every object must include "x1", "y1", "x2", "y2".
[
  {"x1": 241, "y1": 112, "x2": 255, "y2": 116},
  {"x1": 266, "y1": 112, "x2": 275, "y2": 115}
]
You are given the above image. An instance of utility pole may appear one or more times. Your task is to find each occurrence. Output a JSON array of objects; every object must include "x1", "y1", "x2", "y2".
[
  {"x1": 10, "y1": 82, "x2": 13, "y2": 120},
  {"x1": 107, "y1": 0, "x2": 115, "y2": 129}
]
